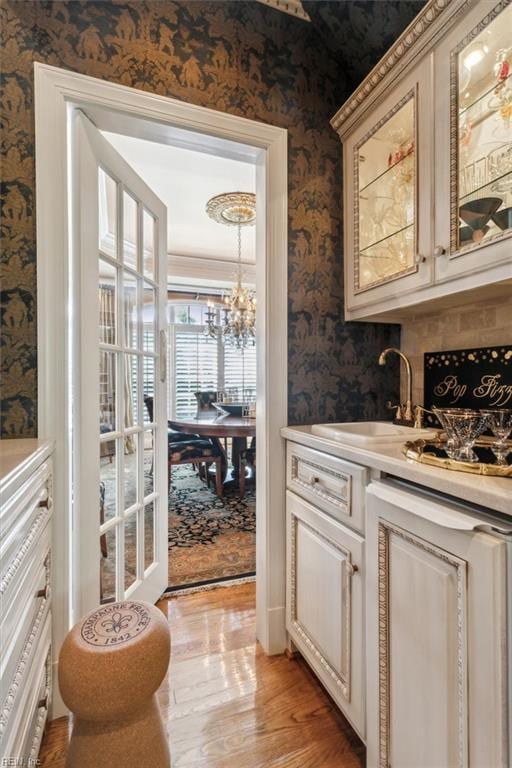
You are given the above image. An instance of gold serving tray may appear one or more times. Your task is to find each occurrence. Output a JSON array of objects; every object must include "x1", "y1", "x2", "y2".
[{"x1": 402, "y1": 436, "x2": 512, "y2": 478}]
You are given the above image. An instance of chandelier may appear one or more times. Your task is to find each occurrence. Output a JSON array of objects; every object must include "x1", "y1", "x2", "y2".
[{"x1": 204, "y1": 192, "x2": 256, "y2": 348}]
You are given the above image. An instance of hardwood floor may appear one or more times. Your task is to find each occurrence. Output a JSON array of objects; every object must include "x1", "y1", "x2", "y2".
[{"x1": 39, "y1": 583, "x2": 365, "y2": 767}]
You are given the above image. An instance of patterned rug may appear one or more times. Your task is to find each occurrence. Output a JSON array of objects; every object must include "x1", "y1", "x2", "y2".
[
  {"x1": 169, "y1": 466, "x2": 255, "y2": 587},
  {"x1": 100, "y1": 459, "x2": 255, "y2": 597}
]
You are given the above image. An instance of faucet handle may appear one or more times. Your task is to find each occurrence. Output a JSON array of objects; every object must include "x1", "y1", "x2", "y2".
[{"x1": 386, "y1": 401, "x2": 403, "y2": 420}]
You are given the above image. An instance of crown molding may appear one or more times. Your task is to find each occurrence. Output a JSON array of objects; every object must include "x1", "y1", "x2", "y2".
[
  {"x1": 255, "y1": 0, "x2": 310, "y2": 22},
  {"x1": 331, "y1": 0, "x2": 476, "y2": 138}
]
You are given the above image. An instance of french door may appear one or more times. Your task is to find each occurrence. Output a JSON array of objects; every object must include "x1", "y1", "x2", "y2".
[{"x1": 73, "y1": 112, "x2": 168, "y2": 616}]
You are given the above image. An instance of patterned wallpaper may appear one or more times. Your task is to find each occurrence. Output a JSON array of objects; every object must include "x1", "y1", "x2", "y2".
[{"x1": 0, "y1": 0, "x2": 402, "y2": 437}]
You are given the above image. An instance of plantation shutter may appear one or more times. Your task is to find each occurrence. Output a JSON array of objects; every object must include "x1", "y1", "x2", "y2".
[
  {"x1": 174, "y1": 329, "x2": 218, "y2": 418},
  {"x1": 223, "y1": 343, "x2": 257, "y2": 394}
]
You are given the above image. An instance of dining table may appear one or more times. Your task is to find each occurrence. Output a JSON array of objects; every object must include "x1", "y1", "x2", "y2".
[{"x1": 168, "y1": 413, "x2": 256, "y2": 485}]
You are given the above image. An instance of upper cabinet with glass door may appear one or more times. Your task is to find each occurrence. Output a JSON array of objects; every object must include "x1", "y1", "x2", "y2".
[
  {"x1": 434, "y1": 0, "x2": 512, "y2": 283},
  {"x1": 342, "y1": 56, "x2": 434, "y2": 315},
  {"x1": 332, "y1": 0, "x2": 512, "y2": 321}
]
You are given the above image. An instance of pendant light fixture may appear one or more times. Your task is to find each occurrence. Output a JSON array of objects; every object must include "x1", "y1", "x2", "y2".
[{"x1": 205, "y1": 192, "x2": 256, "y2": 348}]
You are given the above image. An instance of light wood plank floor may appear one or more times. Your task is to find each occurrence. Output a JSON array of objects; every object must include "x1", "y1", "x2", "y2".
[{"x1": 39, "y1": 583, "x2": 365, "y2": 767}]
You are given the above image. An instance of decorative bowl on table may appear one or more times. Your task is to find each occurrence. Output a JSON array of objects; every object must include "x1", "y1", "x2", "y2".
[
  {"x1": 491, "y1": 206, "x2": 512, "y2": 231},
  {"x1": 213, "y1": 402, "x2": 254, "y2": 417},
  {"x1": 459, "y1": 197, "x2": 502, "y2": 232}
]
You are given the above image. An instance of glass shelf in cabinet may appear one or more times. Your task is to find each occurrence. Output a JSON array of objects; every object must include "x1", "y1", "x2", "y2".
[
  {"x1": 359, "y1": 151, "x2": 414, "y2": 196},
  {"x1": 459, "y1": 72, "x2": 512, "y2": 119},
  {"x1": 459, "y1": 167, "x2": 512, "y2": 204},
  {"x1": 359, "y1": 221, "x2": 414, "y2": 255}
]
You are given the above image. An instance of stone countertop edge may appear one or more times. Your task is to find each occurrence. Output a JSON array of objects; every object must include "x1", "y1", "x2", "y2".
[{"x1": 281, "y1": 425, "x2": 512, "y2": 517}]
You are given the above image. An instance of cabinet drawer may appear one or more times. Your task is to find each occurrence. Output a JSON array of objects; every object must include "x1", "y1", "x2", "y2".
[
  {"x1": 286, "y1": 491, "x2": 365, "y2": 738},
  {"x1": 286, "y1": 442, "x2": 368, "y2": 533}
]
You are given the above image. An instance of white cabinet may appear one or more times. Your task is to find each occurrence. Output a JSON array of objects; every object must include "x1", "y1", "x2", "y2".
[
  {"x1": 0, "y1": 442, "x2": 53, "y2": 765},
  {"x1": 343, "y1": 55, "x2": 434, "y2": 315},
  {"x1": 433, "y1": 0, "x2": 512, "y2": 284},
  {"x1": 366, "y1": 479, "x2": 509, "y2": 768},
  {"x1": 286, "y1": 490, "x2": 365, "y2": 738},
  {"x1": 332, "y1": 0, "x2": 512, "y2": 321}
]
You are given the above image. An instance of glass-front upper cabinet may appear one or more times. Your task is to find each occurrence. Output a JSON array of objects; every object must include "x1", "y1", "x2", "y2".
[
  {"x1": 435, "y1": 0, "x2": 512, "y2": 282},
  {"x1": 344, "y1": 57, "x2": 433, "y2": 314}
]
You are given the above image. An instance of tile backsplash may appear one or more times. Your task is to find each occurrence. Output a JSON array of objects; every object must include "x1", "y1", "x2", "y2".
[{"x1": 400, "y1": 294, "x2": 512, "y2": 406}]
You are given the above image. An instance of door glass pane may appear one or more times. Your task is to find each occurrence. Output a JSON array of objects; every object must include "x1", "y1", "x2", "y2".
[
  {"x1": 143, "y1": 283, "x2": 155, "y2": 352},
  {"x1": 143, "y1": 209, "x2": 155, "y2": 280},
  {"x1": 100, "y1": 526, "x2": 116, "y2": 605},
  {"x1": 99, "y1": 260, "x2": 117, "y2": 345},
  {"x1": 144, "y1": 501, "x2": 155, "y2": 571},
  {"x1": 98, "y1": 168, "x2": 117, "y2": 259},
  {"x1": 100, "y1": 439, "x2": 118, "y2": 523},
  {"x1": 123, "y1": 192, "x2": 138, "y2": 270},
  {"x1": 123, "y1": 271, "x2": 138, "y2": 350},
  {"x1": 455, "y1": 3, "x2": 512, "y2": 250},
  {"x1": 124, "y1": 513, "x2": 137, "y2": 592},
  {"x1": 99, "y1": 351, "x2": 117, "y2": 433},
  {"x1": 143, "y1": 430, "x2": 154, "y2": 498},
  {"x1": 123, "y1": 434, "x2": 138, "y2": 511},
  {"x1": 356, "y1": 93, "x2": 416, "y2": 291},
  {"x1": 143, "y1": 357, "x2": 155, "y2": 421}
]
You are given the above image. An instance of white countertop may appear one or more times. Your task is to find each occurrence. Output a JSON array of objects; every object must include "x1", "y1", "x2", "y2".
[
  {"x1": 281, "y1": 425, "x2": 512, "y2": 516},
  {"x1": 0, "y1": 438, "x2": 54, "y2": 499}
]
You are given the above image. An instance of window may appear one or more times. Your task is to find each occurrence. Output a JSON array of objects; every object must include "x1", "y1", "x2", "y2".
[{"x1": 168, "y1": 302, "x2": 256, "y2": 418}]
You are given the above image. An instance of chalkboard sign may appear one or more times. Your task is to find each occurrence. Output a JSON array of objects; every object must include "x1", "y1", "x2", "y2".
[{"x1": 424, "y1": 345, "x2": 512, "y2": 427}]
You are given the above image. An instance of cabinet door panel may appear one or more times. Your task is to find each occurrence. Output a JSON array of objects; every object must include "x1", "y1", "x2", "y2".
[
  {"x1": 295, "y1": 517, "x2": 348, "y2": 678},
  {"x1": 286, "y1": 491, "x2": 365, "y2": 738},
  {"x1": 366, "y1": 480, "x2": 508, "y2": 768},
  {"x1": 344, "y1": 55, "x2": 434, "y2": 316},
  {"x1": 434, "y1": 0, "x2": 512, "y2": 283},
  {"x1": 383, "y1": 524, "x2": 467, "y2": 768}
]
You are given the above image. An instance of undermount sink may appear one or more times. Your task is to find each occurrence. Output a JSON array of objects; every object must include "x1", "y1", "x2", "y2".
[{"x1": 311, "y1": 421, "x2": 438, "y2": 447}]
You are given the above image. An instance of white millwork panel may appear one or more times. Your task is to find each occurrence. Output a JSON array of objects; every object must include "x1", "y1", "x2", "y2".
[
  {"x1": 366, "y1": 479, "x2": 509, "y2": 768},
  {"x1": 0, "y1": 441, "x2": 53, "y2": 764},
  {"x1": 286, "y1": 490, "x2": 366, "y2": 739}
]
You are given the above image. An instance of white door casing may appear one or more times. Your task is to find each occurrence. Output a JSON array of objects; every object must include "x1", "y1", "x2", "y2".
[
  {"x1": 74, "y1": 112, "x2": 168, "y2": 613},
  {"x1": 35, "y1": 63, "x2": 287, "y2": 717}
]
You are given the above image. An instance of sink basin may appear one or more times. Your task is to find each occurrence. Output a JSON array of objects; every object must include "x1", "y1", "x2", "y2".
[{"x1": 311, "y1": 421, "x2": 438, "y2": 447}]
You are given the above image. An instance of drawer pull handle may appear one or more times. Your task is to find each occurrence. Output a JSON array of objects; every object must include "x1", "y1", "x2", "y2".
[
  {"x1": 37, "y1": 695, "x2": 49, "y2": 710},
  {"x1": 36, "y1": 586, "x2": 48, "y2": 599}
]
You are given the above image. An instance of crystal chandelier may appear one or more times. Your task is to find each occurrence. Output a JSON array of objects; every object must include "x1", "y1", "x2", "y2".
[{"x1": 205, "y1": 192, "x2": 256, "y2": 348}]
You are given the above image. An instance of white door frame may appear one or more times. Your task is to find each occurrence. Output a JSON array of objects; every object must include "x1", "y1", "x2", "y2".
[{"x1": 35, "y1": 63, "x2": 288, "y2": 716}]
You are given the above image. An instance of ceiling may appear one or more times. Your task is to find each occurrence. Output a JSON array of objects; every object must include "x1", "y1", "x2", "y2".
[{"x1": 102, "y1": 132, "x2": 257, "y2": 272}]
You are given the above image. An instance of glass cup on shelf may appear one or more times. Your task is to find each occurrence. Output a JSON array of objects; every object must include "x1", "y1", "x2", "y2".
[{"x1": 480, "y1": 409, "x2": 512, "y2": 466}]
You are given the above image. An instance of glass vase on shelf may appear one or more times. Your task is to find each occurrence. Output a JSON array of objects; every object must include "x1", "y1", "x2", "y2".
[{"x1": 455, "y1": 2, "x2": 512, "y2": 251}]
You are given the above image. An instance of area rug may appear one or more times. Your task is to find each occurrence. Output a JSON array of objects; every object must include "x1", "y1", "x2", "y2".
[
  {"x1": 99, "y1": 459, "x2": 255, "y2": 597},
  {"x1": 169, "y1": 466, "x2": 255, "y2": 588}
]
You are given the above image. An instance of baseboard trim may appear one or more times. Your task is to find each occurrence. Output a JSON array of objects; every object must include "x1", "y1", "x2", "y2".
[{"x1": 163, "y1": 572, "x2": 256, "y2": 597}]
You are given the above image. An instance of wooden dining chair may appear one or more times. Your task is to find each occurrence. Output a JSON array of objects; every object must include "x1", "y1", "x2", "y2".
[{"x1": 169, "y1": 438, "x2": 224, "y2": 498}]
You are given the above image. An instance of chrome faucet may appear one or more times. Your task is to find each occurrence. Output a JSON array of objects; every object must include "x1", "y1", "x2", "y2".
[{"x1": 378, "y1": 348, "x2": 421, "y2": 427}]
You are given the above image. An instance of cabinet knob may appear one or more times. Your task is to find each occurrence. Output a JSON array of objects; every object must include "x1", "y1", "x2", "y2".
[
  {"x1": 36, "y1": 586, "x2": 48, "y2": 600},
  {"x1": 312, "y1": 477, "x2": 320, "y2": 484},
  {"x1": 347, "y1": 562, "x2": 359, "y2": 575},
  {"x1": 433, "y1": 245, "x2": 446, "y2": 257},
  {"x1": 414, "y1": 253, "x2": 426, "y2": 264}
]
